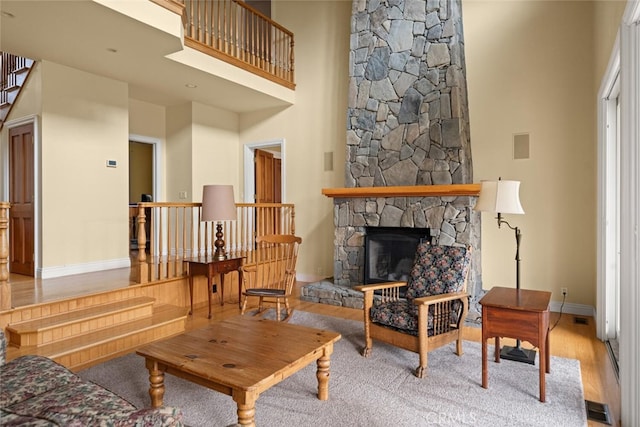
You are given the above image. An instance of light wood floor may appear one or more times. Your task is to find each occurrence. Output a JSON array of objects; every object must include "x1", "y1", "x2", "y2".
[{"x1": 4, "y1": 271, "x2": 620, "y2": 426}]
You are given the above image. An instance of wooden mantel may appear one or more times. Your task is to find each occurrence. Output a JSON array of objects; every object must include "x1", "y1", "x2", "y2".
[{"x1": 321, "y1": 184, "x2": 481, "y2": 198}]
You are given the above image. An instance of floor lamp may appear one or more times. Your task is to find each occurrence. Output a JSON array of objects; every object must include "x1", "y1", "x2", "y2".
[
  {"x1": 475, "y1": 178, "x2": 537, "y2": 365},
  {"x1": 202, "y1": 185, "x2": 237, "y2": 261}
]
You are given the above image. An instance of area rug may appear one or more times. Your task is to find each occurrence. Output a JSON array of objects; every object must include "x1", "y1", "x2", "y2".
[{"x1": 78, "y1": 311, "x2": 587, "y2": 426}]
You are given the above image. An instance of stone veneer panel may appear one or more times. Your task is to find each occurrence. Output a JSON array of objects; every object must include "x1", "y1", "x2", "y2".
[
  {"x1": 329, "y1": 0, "x2": 482, "y2": 301},
  {"x1": 347, "y1": 0, "x2": 472, "y2": 188}
]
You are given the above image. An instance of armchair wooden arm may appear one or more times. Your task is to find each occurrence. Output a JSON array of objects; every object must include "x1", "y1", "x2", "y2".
[
  {"x1": 353, "y1": 281, "x2": 406, "y2": 293},
  {"x1": 413, "y1": 291, "x2": 468, "y2": 306}
]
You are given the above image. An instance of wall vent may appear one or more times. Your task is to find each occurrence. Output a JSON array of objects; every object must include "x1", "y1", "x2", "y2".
[{"x1": 585, "y1": 400, "x2": 612, "y2": 425}]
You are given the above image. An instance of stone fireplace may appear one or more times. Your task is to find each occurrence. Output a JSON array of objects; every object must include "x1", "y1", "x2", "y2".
[{"x1": 302, "y1": 0, "x2": 482, "y2": 308}]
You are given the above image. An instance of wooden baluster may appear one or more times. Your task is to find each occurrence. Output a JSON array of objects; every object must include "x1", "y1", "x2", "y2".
[{"x1": 0, "y1": 202, "x2": 11, "y2": 310}]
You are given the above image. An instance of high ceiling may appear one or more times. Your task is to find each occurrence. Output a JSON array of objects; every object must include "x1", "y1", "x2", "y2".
[{"x1": 0, "y1": 0, "x2": 294, "y2": 113}]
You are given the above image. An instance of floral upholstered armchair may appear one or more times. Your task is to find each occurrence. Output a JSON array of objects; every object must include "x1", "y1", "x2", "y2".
[{"x1": 355, "y1": 242, "x2": 472, "y2": 378}]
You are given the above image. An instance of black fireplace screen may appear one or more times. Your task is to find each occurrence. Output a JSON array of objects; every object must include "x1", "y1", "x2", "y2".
[{"x1": 364, "y1": 227, "x2": 431, "y2": 284}]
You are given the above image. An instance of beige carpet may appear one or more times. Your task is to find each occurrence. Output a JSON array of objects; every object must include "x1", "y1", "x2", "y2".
[{"x1": 79, "y1": 311, "x2": 587, "y2": 426}]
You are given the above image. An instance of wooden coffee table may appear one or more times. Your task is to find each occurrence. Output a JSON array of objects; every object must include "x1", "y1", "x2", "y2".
[{"x1": 136, "y1": 315, "x2": 341, "y2": 426}]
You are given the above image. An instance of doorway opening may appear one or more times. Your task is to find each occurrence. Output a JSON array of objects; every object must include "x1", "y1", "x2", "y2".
[
  {"x1": 128, "y1": 134, "x2": 161, "y2": 253},
  {"x1": 243, "y1": 139, "x2": 285, "y2": 203}
]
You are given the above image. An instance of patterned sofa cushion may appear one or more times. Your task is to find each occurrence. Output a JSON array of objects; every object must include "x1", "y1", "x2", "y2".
[
  {"x1": 6, "y1": 381, "x2": 135, "y2": 425},
  {"x1": 0, "y1": 355, "x2": 82, "y2": 408},
  {"x1": 0, "y1": 409, "x2": 57, "y2": 426},
  {"x1": 0, "y1": 329, "x2": 183, "y2": 426}
]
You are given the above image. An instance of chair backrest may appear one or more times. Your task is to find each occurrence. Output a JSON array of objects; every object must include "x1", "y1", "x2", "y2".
[
  {"x1": 252, "y1": 234, "x2": 302, "y2": 293},
  {"x1": 404, "y1": 242, "x2": 472, "y2": 302}
]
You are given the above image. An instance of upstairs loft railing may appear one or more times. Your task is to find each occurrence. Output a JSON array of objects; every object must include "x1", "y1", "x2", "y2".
[
  {"x1": 177, "y1": 0, "x2": 295, "y2": 89},
  {"x1": 131, "y1": 202, "x2": 295, "y2": 283}
]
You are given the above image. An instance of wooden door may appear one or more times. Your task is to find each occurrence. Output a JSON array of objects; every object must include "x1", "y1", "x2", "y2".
[
  {"x1": 255, "y1": 149, "x2": 275, "y2": 204},
  {"x1": 9, "y1": 123, "x2": 35, "y2": 276},
  {"x1": 254, "y1": 149, "x2": 282, "y2": 235}
]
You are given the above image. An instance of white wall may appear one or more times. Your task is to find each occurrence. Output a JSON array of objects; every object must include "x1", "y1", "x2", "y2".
[
  {"x1": 40, "y1": 61, "x2": 130, "y2": 275},
  {"x1": 463, "y1": 1, "x2": 600, "y2": 308},
  {"x1": 240, "y1": 0, "x2": 351, "y2": 280},
  {"x1": 191, "y1": 102, "x2": 240, "y2": 200}
]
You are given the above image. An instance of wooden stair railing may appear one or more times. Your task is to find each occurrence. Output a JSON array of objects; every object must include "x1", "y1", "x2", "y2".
[
  {"x1": 0, "y1": 202, "x2": 9, "y2": 310},
  {"x1": 1, "y1": 52, "x2": 35, "y2": 131},
  {"x1": 132, "y1": 202, "x2": 295, "y2": 284}
]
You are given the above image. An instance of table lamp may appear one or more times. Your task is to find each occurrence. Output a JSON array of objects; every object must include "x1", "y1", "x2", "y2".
[
  {"x1": 475, "y1": 178, "x2": 536, "y2": 364},
  {"x1": 202, "y1": 185, "x2": 237, "y2": 260}
]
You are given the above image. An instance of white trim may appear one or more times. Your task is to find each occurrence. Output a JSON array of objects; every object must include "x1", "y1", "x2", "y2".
[
  {"x1": 548, "y1": 301, "x2": 595, "y2": 318},
  {"x1": 242, "y1": 138, "x2": 286, "y2": 203},
  {"x1": 596, "y1": 38, "x2": 621, "y2": 341},
  {"x1": 38, "y1": 257, "x2": 131, "y2": 279},
  {"x1": 297, "y1": 273, "x2": 327, "y2": 283},
  {"x1": 623, "y1": 0, "x2": 640, "y2": 24},
  {"x1": 619, "y1": 3, "x2": 639, "y2": 425},
  {"x1": 3, "y1": 115, "x2": 42, "y2": 277}
]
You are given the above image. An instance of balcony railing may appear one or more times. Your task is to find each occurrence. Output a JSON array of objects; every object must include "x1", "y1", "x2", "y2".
[
  {"x1": 131, "y1": 202, "x2": 295, "y2": 283},
  {"x1": 176, "y1": 0, "x2": 295, "y2": 89}
]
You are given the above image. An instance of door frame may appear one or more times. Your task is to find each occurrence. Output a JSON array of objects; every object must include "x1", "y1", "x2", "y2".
[
  {"x1": 243, "y1": 139, "x2": 285, "y2": 203},
  {"x1": 129, "y1": 134, "x2": 162, "y2": 203},
  {"x1": 596, "y1": 41, "x2": 620, "y2": 341},
  {"x1": 129, "y1": 134, "x2": 162, "y2": 254},
  {"x1": 2, "y1": 115, "x2": 41, "y2": 276}
]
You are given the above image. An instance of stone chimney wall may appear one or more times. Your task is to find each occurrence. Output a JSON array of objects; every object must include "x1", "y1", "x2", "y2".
[
  {"x1": 331, "y1": 0, "x2": 482, "y2": 301},
  {"x1": 347, "y1": 0, "x2": 472, "y2": 187}
]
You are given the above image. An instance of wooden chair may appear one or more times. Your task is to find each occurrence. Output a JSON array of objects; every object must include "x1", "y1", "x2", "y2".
[
  {"x1": 240, "y1": 234, "x2": 302, "y2": 321},
  {"x1": 354, "y1": 242, "x2": 472, "y2": 378}
]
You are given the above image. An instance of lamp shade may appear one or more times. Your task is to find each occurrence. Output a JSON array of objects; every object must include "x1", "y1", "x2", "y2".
[
  {"x1": 474, "y1": 180, "x2": 525, "y2": 214},
  {"x1": 201, "y1": 185, "x2": 237, "y2": 221}
]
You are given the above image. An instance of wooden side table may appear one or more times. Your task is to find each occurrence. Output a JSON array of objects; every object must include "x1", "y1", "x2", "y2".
[
  {"x1": 186, "y1": 257, "x2": 243, "y2": 319},
  {"x1": 479, "y1": 286, "x2": 552, "y2": 402}
]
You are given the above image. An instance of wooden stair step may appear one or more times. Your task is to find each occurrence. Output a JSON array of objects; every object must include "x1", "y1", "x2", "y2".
[
  {"x1": 7, "y1": 304, "x2": 188, "y2": 372},
  {"x1": 6, "y1": 296, "x2": 156, "y2": 347}
]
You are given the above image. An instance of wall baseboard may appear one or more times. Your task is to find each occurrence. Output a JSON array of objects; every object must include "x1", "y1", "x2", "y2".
[
  {"x1": 38, "y1": 258, "x2": 132, "y2": 279},
  {"x1": 549, "y1": 301, "x2": 596, "y2": 318}
]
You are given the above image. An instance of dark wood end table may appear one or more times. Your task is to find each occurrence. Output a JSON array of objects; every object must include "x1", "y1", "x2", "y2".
[
  {"x1": 479, "y1": 286, "x2": 552, "y2": 402},
  {"x1": 186, "y1": 256, "x2": 243, "y2": 319}
]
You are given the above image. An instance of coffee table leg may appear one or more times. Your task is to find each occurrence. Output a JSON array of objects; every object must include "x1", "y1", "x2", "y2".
[
  {"x1": 145, "y1": 359, "x2": 165, "y2": 408},
  {"x1": 316, "y1": 346, "x2": 333, "y2": 400},
  {"x1": 233, "y1": 390, "x2": 257, "y2": 426}
]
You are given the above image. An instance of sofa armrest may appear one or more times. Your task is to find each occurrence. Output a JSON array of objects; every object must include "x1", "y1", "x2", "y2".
[{"x1": 119, "y1": 406, "x2": 184, "y2": 427}]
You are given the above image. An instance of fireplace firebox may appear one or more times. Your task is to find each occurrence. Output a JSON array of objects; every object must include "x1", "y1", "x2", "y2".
[{"x1": 364, "y1": 227, "x2": 431, "y2": 285}]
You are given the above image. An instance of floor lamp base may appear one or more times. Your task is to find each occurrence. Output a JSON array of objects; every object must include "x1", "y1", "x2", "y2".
[{"x1": 500, "y1": 345, "x2": 537, "y2": 365}]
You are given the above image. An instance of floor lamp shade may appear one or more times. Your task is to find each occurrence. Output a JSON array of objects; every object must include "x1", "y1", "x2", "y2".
[
  {"x1": 202, "y1": 185, "x2": 237, "y2": 222},
  {"x1": 202, "y1": 185, "x2": 237, "y2": 260},
  {"x1": 475, "y1": 179, "x2": 535, "y2": 364},
  {"x1": 474, "y1": 180, "x2": 525, "y2": 215}
]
